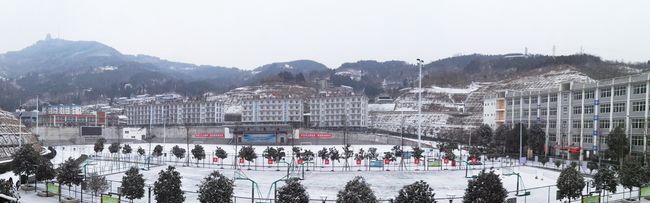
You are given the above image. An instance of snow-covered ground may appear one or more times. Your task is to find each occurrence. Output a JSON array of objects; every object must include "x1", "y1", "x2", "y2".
[{"x1": 5, "y1": 143, "x2": 648, "y2": 202}]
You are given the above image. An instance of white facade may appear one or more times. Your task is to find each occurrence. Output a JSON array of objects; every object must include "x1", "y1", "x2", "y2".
[
  {"x1": 241, "y1": 98, "x2": 304, "y2": 123},
  {"x1": 308, "y1": 95, "x2": 368, "y2": 128},
  {"x1": 46, "y1": 104, "x2": 82, "y2": 115},
  {"x1": 124, "y1": 101, "x2": 225, "y2": 126},
  {"x1": 122, "y1": 127, "x2": 147, "y2": 140},
  {"x1": 482, "y1": 97, "x2": 498, "y2": 129}
]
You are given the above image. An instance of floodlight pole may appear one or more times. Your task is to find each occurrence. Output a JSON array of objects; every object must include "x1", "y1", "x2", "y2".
[{"x1": 417, "y1": 59, "x2": 424, "y2": 148}]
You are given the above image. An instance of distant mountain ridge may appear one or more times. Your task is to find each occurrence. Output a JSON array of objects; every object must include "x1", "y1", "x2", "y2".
[{"x1": 0, "y1": 37, "x2": 648, "y2": 111}]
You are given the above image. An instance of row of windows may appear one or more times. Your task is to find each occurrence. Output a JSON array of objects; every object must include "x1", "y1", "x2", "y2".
[{"x1": 505, "y1": 83, "x2": 649, "y2": 105}]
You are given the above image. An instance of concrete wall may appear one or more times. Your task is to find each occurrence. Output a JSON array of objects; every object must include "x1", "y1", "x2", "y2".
[{"x1": 36, "y1": 126, "x2": 423, "y2": 147}]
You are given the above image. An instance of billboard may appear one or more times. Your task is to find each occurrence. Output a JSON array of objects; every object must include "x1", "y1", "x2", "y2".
[
  {"x1": 81, "y1": 126, "x2": 102, "y2": 136},
  {"x1": 299, "y1": 133, "x2": 333, "y2": 139},
  {"x1": 195, "y1": 133, "x2": 224, "y2": 138},
  {"x1": 242, "y1": 134, "x2": 276, "y2": 143}
]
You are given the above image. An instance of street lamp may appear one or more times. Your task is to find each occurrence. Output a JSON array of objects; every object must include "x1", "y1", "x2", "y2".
[
  {"x1": 320, "y1": 195, "x2": 328, "y2": 203},
  {"x1": 446, "y1": 193, "x2": 455, "y2": 203},
  {"x1": 416, "y1": 58, "x2": 424, "y2": 148}
]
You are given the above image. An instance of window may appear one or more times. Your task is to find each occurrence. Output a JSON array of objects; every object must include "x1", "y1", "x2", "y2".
[
  {"x1": 632, "y1": 135, "x2": 644, "y2": 146},
  {"x1": 549, "y1": 95, "x2": 558, "y2": 102},
  {"x1": 584, "y1": 136, "x2": 593, "y2": 143},
  {"x1": 572, "y1": 120, "x2": 581, "y2": 128},
  {"x1": 541, "y1": 96, "x2": 548, "y2": 103},
  {"x1": 633, "y1": 84, "x2": 646, "y2": 94},
  {"x1": 514, "y1": 100, "x2": 520, "y2": 105},
  {"x1": 549, "y1": 108, "x2": 557, "y2": 115},
  {"x1": 573, "y1": 92, "x2": 582, "y2": 100},
  {"x1": 613, "y1": 119, "x2": 625, "y2": 128},
  {"x1": 632, "y1": 119, "x2": 645, "y2": 129},
  {"x1": 585, "y1": 90, "x2": 595, "y2": 99},
  {"x1": 614, "y1": 86, "x2": 627, "y2": 96},
  {"x1": 572, "y1": 136, "x2": 580, "y2": 143},
  {"x1": 584, "y1": 105, "x2": 594, "y2": 114},
  {"x1": 523, "y1": 109, "x2": 529, "y2": 116},
  {"x1": 600, "y1": 88, "x2": 611, "y2": 98},
  {"x1": 613, "y1": 103, "x2": 626, "y2": 113},
  {"x1": 599, "y1": 120, "x2": 610, "y2": 129},
  {"x1": 524, "y1": 98, "x2": 529, "y2": 104},
  {"x1": 584, "y1": 121, "x2": 594, "y2": 129},
  {"x1": 549, "y1": 134, "x2": 556, "y2": 142},
  {"x1": 600, "y1": 104, "x2": 611, "y2": 113},
  {"x1": 633, "y1": 101, "x2": 646, "y2": 112},
  {"x1": 549, "y1": 122, "x2": 557, "y2": 128},
  {"x1": 540, "y1": 108, "x2": 547, "y2": 115},
  {"x1": 573, "y1": 106, "x2": 582, "y2": 114}
]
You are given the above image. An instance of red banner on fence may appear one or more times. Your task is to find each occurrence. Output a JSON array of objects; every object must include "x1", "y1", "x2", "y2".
[
  {"x1": 299, "y1": 133, "x2": 333, "y2": 139},
  {"x1": 298, "y1": 159, "x2": 303, "y2": 164},
  {"x1": 443, "y1": 158, "x2": 448, "y2": 164},
  {"x1": 384, "y1": 159, "x2": 390, "y2": 164},
  {"x1": 356, "y1": 159, "x2": 361, "y2": 165},
  {"x1": 239, "y1": 158, "x2": 245, "y2": 164},
  {"x1": 324, "y1": 159, "x2": 330, "y2": 165},
  {"x1": 195, "y1": 133, "x2": 224, "y2": 138},
  {"x1": 414, "y1": 159, "x2": 420, "y2": 165},
  {"x1": 471, "y1": 157, "x2": 477, "y2": 164},
  {"x1": 268, "y1": 159, "x2": 273, "y2": 164},
  {"x1": 212, "y1": 157, "x2": 219, "y2": 163}
]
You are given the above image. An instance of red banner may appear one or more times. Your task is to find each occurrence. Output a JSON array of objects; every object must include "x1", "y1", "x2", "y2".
[
  {"x1": 324, "y1": 159, "x2": 330, "y2": 165},
  {"x1": 443, "y1": 158, "x2": 448, "y2": 164},
  {"x1": 414, "y1": 159, "x2": 420, "y2": 165},
  {"x1": 298, "y1": 159, "x2": 303, "y2": 164},
  {"x1": 384, "y1": 159, "x2": 390, "y2": 164},
  {"x1": 195, "y1": 133, "x2": 224, "y2": 138},
  {"x1": 239, "y1": 158, "x2": 245, "y2": 164},
  {"x1": 299, "y1": 133, "x2": 333, "y2": 139},
  {"x1": 471, "y1": 157, "x2": 477, "y2": 164},
  {"x1": 268, "y1": 159, "x2": 273, "y2": 164},
  {"x1": 212, "y1": 157, "x2": 219, "y2": 163},
  {"x1": 356, "y1": 159, "x2": 361, "y2": 165}
]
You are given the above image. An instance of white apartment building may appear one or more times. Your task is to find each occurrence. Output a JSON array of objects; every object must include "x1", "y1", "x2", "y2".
[
  {"x1": 482, "y1": 91, "x2": 507, "y2": 129},
  {"x1": 308, "y1": 95, "x2": 368, "y2": 128},
  {"x1": 241, "y1": 98, "x2": 304, "y2": 124},
  {"x1": 124, "y1": 101, "x2": 225, "y2": 126}
]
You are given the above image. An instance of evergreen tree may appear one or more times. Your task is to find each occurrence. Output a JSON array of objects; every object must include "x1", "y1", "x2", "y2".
[
  {"x1": 494, "y1": 125, "x2": 511, "y2": 153},
  {"x1": 527, "y1": 124, "x2": 545, "y2": 155},
  {"x1": 122, "y1": 144, "x2": 133, "y2": 155},
  {"x1": 394, "y1": 180, "x2": 435, "y2": 203},
  {"x1": 191, "y1": 145, "x2": 206, "y2": 166},
  {"x1": 153, "y1": 145, "x2": 164, "y2": 157},
  {"x1": 302, "y1": 150, "x2": 315, "y2": 162},
  {"x1": 94, "y1": 138, "x2": 106, "y2": 154},
  {"x1": 154, "y1": 166, "x2": 185, "y2": 203},
  {"x1": 473, "y1": 124, "x2": 493, "y2": 147},
  {"x1": 121, "y1": 167, "x2": 145, "y2": 203},
  {"x1": 336, "y1": 176, "x2": 377, "y2": 203},
  {"x1": 82, "y1": 173, "x2": 109, "y2": 202},
  {"x1": 108, "y1": 142, "x2": 121, "y2": 154},
  {"x1": 214, "y1": 147, "x2": 228, "y2": 169},
  {"x1": 0, "y1": 179, "x2": 14, "y2": 199},
  {"x1": 463, "y1": 169, "x2": 507, "y2": 203},
  {"x1": 56, "y1": 158, "x2": 83, "y2": 199},
  {"x1": 197, "y1": 171, "x2": 233, "y2": 203},
  {"x1": 43, "y1": 146, "x2": 57, "y2": 160},
  {"x1": 342, "y1": 144, "x2": 354, "y2": 170},
  {"x1": 366, "y1": 148, "x2": 379, "y2": 160},
  {"x1": 238, "y1": 146, "x2": 257, "y2": 169},
  {"x1": 538, "y1": 156, "x2": 549, "y2": 166},
  {"x1": 317, "y1": 147, "x2": 329, "y2": 167},
  {"x1": 11, "y1": 144, "x2": 39, "y2": 179},
  {"x1": 276, "y1": 178, "x2": 309, "y2": 203},
  {"x1": 329, "y1": 147, "x2": 340, "y2": 171},
  {"x1": 606, "y1": 126, "x2": 629, "y2": 168},
  {"x1": 556, "y1": 163, "x2": 585, "y2": 202},
  {"x1": 35, "y1": 156, "x2": 56, "y2": 196},
  {"x1": 619, "y1": 158, "x2": 643, "y2": 200},
  {"x1": 172, "y1": 145, "x2": 186, "y2": 161},
  {"x1": 137, "y1": 147, "x2": 145, "y2": 156},
  {"x1": 593, "y1": 166, "x2": 617, "y2": 194}
]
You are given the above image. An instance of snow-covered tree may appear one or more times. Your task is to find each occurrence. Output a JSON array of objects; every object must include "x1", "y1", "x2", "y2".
[
  {"x1": 137, "y1": 147, "x2": 145, "y2": 156},
  {"x1": 556, "y1": 163, "x2": 585, "y2": 202},
  {"x1": 276, "y1": 178, "x2": 309, "y2": 203},
  {"x1": 109, "y1": 142, "x2": 121, "y2": 154},
  {"x1": 197, "y1": 171, "x2": 233, "y2": 203},
  {"x1": 214, "y1": 147, "x2": 228, "y2": 169},
  {"x1": 238, "y1": 146, "x2": 257, "y2": 170},
  {"x1": 317, "y1": 147, "x2": 329, "y2": 167},
  {"x1": 463, "y1": 169, "x2": 507, "y2": 203},
  {"x1": 336, "y1": 176, "x2": 377, "y2": 203},
  {"x1": 593, "y1": 166, "x2": 617, "y2": 195},
  {"x1": 619, "y1": 158, "x2": 643, "y2": 200},
  {"x1": 527, "y1": 124, "x2": 545, "y2": 155},
  {"x1": 172, "y1": 145, "x2": 186, "y2": 163},
  {"x1": 35, "y1": 156, "x2": 56, "y2": 196},
  {"x1": 329, "y1": 147, "x2": 340, "y2": 171},
  {"x1": 191, "y1": 145, "x2": 206, "y2": 167},
  {"x1": 394, "y1": 180, "x2": 435, "y2": 203},
  {"x1": 606, "y1": 126, "x2": 629, "y2": 169},
  {"x1": 82, "y1": 173, "x2": 109, "y2": 203},
  {"x1": 121, "y1": 167, "x2": 145, "y2": 203},
  {"x1": 122, "y1": 144, "x2": 133, "y2": 154},
  {"x1": 56, "y1": 158, "x2": 83, "y2": 200},
  {"x1": 342, "y1": 144, "x2": 354, "y2": 171},
  {"x1": 94, "y1": 138, "x2": 106, "y2": 155},
  {"x1": 11, "y1": 144, "x2": 39, "y2": 181},
  {"x1": 154, "y1": 166, "x2": 184, "y2": 203}
]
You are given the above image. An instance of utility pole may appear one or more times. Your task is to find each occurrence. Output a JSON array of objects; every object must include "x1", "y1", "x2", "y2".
[{"x1": 416, "y1": 59, "x2": 424, "y2": 147}]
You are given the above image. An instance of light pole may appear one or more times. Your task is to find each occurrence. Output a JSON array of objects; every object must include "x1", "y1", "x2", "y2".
[
  {"x1": 320, "y1": 195, "x2": 327, "y2": 203},
  {"x1": 416, "y1": 59, "x2": 424, "y2": 148}
]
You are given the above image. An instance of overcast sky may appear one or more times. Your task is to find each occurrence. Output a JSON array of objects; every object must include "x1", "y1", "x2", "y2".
[{"x1": 1, "y1": 0, "x2": 649, "y2": 69}]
